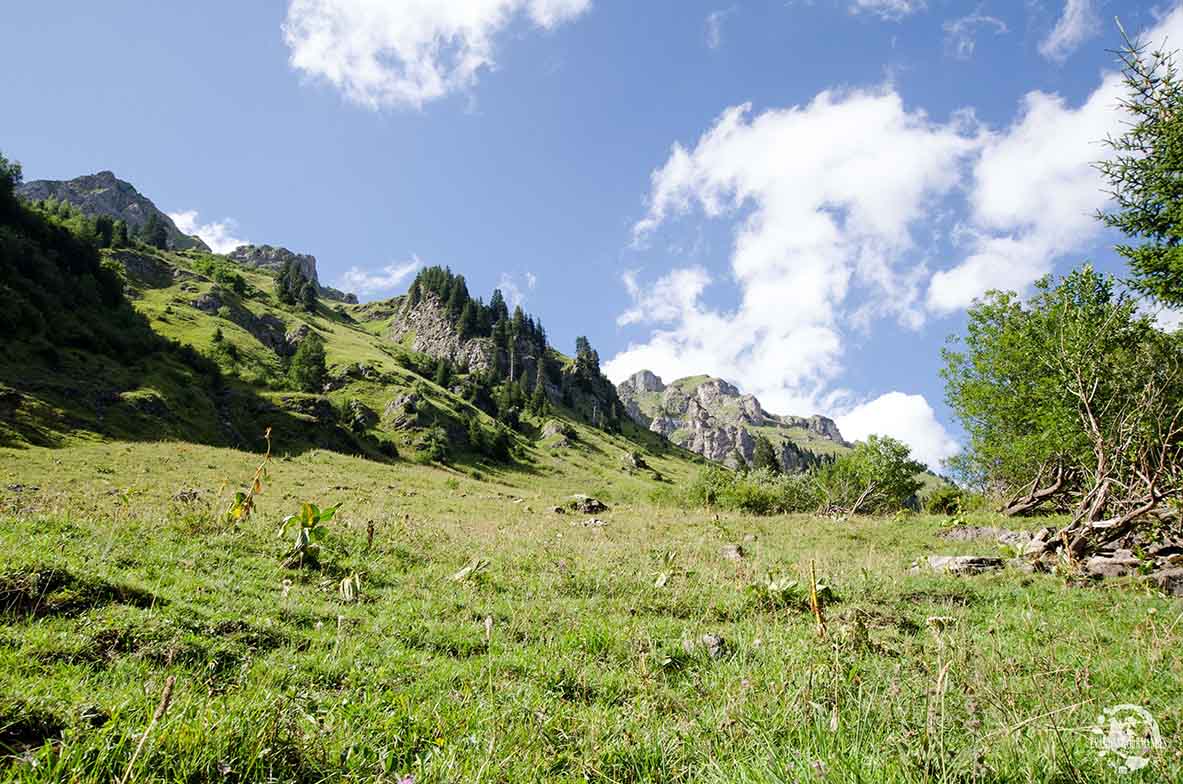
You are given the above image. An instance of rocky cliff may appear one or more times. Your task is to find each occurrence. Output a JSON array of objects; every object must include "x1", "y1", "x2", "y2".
[
  {"x1": 388, "y1": 289, "x2": 625, "y2": 429},
  {"x1": 227, "y1": 244, "x2": 357, "y2": 303},
  {"x1": 616, "y1": 370, "x2": 849, "y2": 471},
  {"x1": 16, "y1": 171, "x2": 208, "y2": 251},
  {"x1": 389, "y1": 291, "x2": 501, "y2": 374}
]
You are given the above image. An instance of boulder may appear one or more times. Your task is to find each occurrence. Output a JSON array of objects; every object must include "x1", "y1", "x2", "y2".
[
  {"x1": 721, "y1": 544, "x2": 745, "y2": 561},
  {"x1": 1151, "y1": 568, "x2": 1183, "y2": 597},
  {"x1": 911, "y1": 555, "x2": 1005, "y2": 575},
  {"x1": 566, "y1": 495, "x2": 608, "y2": 514},
  {"x1": 1083, "y1": 550, "x2": 1140, "y2": 579}
]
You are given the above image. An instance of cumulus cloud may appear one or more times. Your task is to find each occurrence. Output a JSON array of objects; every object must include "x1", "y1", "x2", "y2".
[
  {"x1": 943, "y1": 13, "x2": 1008, "y2": 60},
  {"x1": 608, "y1": 4, "x2": 1183, "y2": 453},
  {"x1": 168, "y1": 210, "x2": 248, "y2": 255},
  {"x1": 850, "y1": 0, "x2": 926, "y2": 22},
  {"x1": 836, "y1": 392, "x2": 959, "y2": 470},
  {"x1": 609, "y1": 90, "x2": 978, "y2": 414},
  {"x1": 1039, "y1": 0, "x2": 1099, "y2": 63},
  {"x1": 336, "y1": 256, "x2": 421, "y2": 297},
  {"x1": 282, "y1": 0, "x2": 591, "y2": 109},
  {"x1": 926, "y1": 73, "x2": 1124, "y2": 312}
]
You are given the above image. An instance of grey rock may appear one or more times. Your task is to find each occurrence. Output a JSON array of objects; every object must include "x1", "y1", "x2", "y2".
[
  {"x1": 1006, "y1": 558, "x2": 1037, "y2": 574},
  {"x1": 112, "y1": 249, "x2": 185, "y2": 288},
  {"x1": 1151, "y1": 568, "x2": 1183, "y2": 597},
  {"x1": 193, "y1": 291, "x2": 223, "y2": 313},
  {"x1": 1083, "y1": 550, "x2": 1140, "y2": 579},
  {"x1": 616, "y1": 370, "x2": 848, "y2": 469},
  {"x1": 912, "y1": 555, "x2": 1005, "y2": 575},
  {"x1": 939, "y1": 525, "x2": 1034, "y2": 548},
  {"x1": 229, "y1": 244, "x2": 319, "y2": 283},
  {"x1": 16, "y1": 171, "x2": 208, "y2": 251},
  {"x1": 542, "y1": 420, "x2": 575, "y2": 440},
  {"x1": 389, "y1": 292, "x2": 499, "y2": 374},
  {"x1": 567, "y1": 495, "x2": 608, "y2": 514},
  {"x1": 619, "y1": 370, "x2": 666, "y2": 395},
  {"x1": 701, "y1": 633, "x2": 726, "y2": 659},
  {"x1": 721, "y1": 544, "x2": 746, "y2": 561}
]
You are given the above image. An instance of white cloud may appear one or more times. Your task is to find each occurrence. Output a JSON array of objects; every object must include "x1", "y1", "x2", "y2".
[
  {"x1": 926, "y1": 71, "x2": 1125, "y2": 312},
  {"x1": 1039, "y1": 0, "x2": 1099, "y2": 63},
  {"x1": 705, "y1": 7, "x2": 735, "y2": 50},
  {"x1": 497, "y1": 271, "x2": 538, "y2": 308},
  {"x1": 337, "y1": 256, "x2": 421, "y2": 297},
  {"x1": 929, "y1": 2, "x2": 1183, "y2": 309},
  {"x1": 850, "y1": 0, "x2": 926, "y2": 22},
  {"x1": 609, "y1": 90, "x2": 979, "y2": 414},
  {"x1": 282, "y1": 0, "x2": 592, "y2": 109},
  {"x1": 943, "y1": 13, "x2": 1008, "y2": 60},
  {"x1": 609, "y1": 4, "x2": 1183, "y2": 440},
  {"x1": 168, "y1": 210, "x2": 248, "y2": 255},
  {"x1": 837, "y1": 392, "x2": 959, "y2": 470}
]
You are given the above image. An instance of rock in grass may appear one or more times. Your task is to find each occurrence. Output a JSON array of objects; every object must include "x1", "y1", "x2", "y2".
[
  {"x1": 1082, "y1": 550, "x2": 1139, "y2": 579},
  {"x1": 1151, "y1": 568, "x2": 1183, "y2": 597},
  {"x1": 911, "y1": 555, "x2": 1004, "y2": 575},
  {"x1": 721, "y1": 544, "x2": 745, "y2": 561},
  {"x1": 939, "y1": 526, "x2": 1034, "y2": 548},
  {"x1": 566, "y1": 495, "x2": 608, "y2": 514},
  {"x1": 701, "y1": 634, "x2": 726, "y2": 659}
]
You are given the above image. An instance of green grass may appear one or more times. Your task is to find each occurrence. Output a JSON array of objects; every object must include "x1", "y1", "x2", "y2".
[{"x1": 1, "y1": 439, "x2": 1180, "y2": 782}]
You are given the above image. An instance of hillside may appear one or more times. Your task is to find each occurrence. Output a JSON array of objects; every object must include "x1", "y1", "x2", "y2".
[
  {"x1": 1, "y1": 175, "x2": 689, "y2": 483},
  {"x1": 3, "y1": 157, "x2": 1183, "y2": 783},
  {"x1": 16, "y1": 171, "x2": 207, "y2": 251},
  {"x1": 617, "y1": 370, "x2": 850, "y2": 471}
]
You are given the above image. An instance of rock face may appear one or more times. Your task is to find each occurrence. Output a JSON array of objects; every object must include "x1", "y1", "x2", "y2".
[
  {"x1": 616, "y1": 370, "x2": 849, "y2": 471},
  {"x1": 229, "y1": 245, "x2": 319, "y2": 283},
  {"x1": 390, "y1": 292, "x2": 500, "y2": 373},
  {"x1": 16, "y1": 171, "x2": 208, "y2": 251},
  {"x1": 227, "y1": 244, "x2": 357, "y2": 303}
]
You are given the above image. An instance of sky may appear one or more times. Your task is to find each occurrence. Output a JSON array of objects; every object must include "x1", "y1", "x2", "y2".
[{"x1": 4, "y1": 0, "x2": 1182, "y2": 469}]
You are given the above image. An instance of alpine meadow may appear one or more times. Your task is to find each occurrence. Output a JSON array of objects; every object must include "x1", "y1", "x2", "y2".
[{"x1": 2, "y1": 2, "x2": 1182, "y2": 782}]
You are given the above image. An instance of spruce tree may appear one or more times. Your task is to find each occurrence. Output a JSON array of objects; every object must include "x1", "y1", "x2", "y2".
[
  {"x1": 288, "y1": 334, "x2": 327, "y2": 393},
  {"x1": 530, "y1": 367, "x2": 548, "y2": 414},
  {"x1": 752, "y1": 435, "x2": 781, "y2": 474},
  {"x1": 111, "y1": 219, "x2": 129, "y2": 248},
  {"x1": 1098, "y1": 33, "x2": 1183, "y2": 306}
]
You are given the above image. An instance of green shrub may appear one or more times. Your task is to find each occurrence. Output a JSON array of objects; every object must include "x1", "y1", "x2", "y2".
[
  {"x1": 814, "y1": 435, "x2": 924, "y2": 514},
  {"x1": 923, "y1": 485, "x2": 964, "y2": 515}
]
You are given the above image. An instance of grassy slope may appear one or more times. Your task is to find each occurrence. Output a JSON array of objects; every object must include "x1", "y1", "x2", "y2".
[{"x1": 1, "y1": 438, "x2": 1181, "y2": 782}]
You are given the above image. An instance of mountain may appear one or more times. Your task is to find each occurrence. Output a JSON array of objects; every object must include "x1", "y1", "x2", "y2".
[
  {"x1": 2, "y1": 171, "x2": 669, "y2": 473},
  {"x1": 616, "y1": 370, "x2": 849, "y2": 471},
  {"x1": 228, "y1": 244, "x2": 357, "y2": 303},
  {"x1": 15, "y1": 170, "x2": 208, "y2": 251}
]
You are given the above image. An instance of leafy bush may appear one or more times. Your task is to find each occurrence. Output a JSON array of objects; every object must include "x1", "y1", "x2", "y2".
[
  {"x1": 923, "y1": 485, "x2": 964, "y2": 515},
  {"x1": 814, "y1": 436, "x2": 924, "y2": 515},
  {"x1": 685, "y1": 466, "x2": 821, "y2": 515}
]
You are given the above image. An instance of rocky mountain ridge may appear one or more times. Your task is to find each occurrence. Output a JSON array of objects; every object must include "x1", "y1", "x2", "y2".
[
  {"x1": 16, "y1": 171, "x2": 208, "y2": 251},
  {"x1": 386, "y1": 284, "x2": 626, "y2": 430},
  {"x1": 617, "y1": 370, "x2": 849, "y2": 471},
  {"x1": 228, "y1": 244, "x2": 357, "y2": 303}
]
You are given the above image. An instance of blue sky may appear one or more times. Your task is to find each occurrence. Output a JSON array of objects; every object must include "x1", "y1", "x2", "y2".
[{"x1": 4, "y1": 0, "x2": 1181, "y2": 468}]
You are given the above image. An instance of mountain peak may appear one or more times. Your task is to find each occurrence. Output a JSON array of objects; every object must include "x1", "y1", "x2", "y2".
[
  {"x1": 15, "y1": 170, "x2": 209, "y2": 252},
  {"x1": 617, "y1": 371, "x2": 848, "y2": 470}
]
